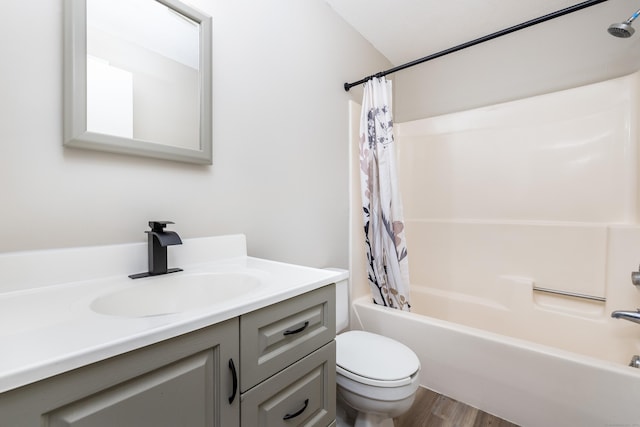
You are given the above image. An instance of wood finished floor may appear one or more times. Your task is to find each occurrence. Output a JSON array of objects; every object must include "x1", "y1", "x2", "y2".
[{"x1": 393, "y1": 387, "x2": 520, "y2": 427}]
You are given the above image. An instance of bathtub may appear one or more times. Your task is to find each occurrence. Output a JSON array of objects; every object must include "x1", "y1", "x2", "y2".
[{"x1": 351, "y1": 283, "x2": 640, "y2": 427}]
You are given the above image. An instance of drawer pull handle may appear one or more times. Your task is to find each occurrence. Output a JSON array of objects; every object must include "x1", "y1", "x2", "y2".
[
  {"x1": 228, "y1": 358, "x2": 238, "y2": 404},
  {"x1": 283, "y1": 321, "x2": 309, "y2": 336},
  {"x1": 283, "y1": 398, "x2": 309, "y2": 420}
]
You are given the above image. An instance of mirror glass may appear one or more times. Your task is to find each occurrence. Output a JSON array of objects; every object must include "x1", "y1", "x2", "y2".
[{"x1": 64, "y1": 0, "x2": 212, "y2": 164}]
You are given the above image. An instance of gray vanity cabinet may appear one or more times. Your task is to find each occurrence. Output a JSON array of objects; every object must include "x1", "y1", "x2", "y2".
[
  {"x1": 0, "y1": 318, "x2": 240, "y2": 427},
  {"x1": 0, "y1": 284, "x2": 337, "y2": 427}
]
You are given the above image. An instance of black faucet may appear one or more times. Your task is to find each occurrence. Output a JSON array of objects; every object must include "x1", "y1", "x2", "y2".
[{"x1": 129, "y1": 221, "x2": 183, "y2": 279}]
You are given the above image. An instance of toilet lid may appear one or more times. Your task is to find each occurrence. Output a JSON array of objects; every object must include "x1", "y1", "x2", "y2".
[{"x1": 336, "y1": 331, "x2": 420, "y2": 387}]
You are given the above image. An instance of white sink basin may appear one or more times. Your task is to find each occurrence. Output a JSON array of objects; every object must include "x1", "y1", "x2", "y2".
[{"x1": 90, "y1": 272, "x2": 262, "y2": 317}]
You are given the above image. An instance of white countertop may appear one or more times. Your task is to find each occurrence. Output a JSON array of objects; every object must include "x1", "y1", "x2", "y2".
[{"x1": 0, "y1": 235, "x2": 347, "y2": 393}]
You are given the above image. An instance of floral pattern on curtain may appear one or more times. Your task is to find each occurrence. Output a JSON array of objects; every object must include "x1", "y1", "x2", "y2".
[{"x1": 359, "y1": 77, "x2": 411, "y2": 311}]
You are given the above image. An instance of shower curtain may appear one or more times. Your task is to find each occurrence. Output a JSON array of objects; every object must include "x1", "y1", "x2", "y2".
[{"x1": 359, "y1": 77, "x2": 411, "y2": 311}]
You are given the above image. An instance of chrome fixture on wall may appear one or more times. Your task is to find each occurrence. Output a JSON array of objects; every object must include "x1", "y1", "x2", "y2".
[
  {"x1": 631, "y1": 265, "x2": 640, "y2": 286},
  {"x1": 608, "y1": 8, "x2": 640, "y2": 38},
  {"x1": 611, "y1": 309, "x2": 640, "y2": 324}
]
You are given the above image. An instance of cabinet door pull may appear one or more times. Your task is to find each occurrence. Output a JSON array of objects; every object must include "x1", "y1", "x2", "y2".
[
  {"x1": 282, "y1": 398, "x2": 309, "y2": 420},
  {"x1": 283, "y1": 321, "x2": 309, "y2": 336},
  {"x1": 228, "y1": 358, "x2": 238, "y2": 404}
]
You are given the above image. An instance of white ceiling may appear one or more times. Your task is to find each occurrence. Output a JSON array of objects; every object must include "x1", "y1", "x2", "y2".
[{"x1": 325, "y1": 0, "x2": 640, "y2": 118}]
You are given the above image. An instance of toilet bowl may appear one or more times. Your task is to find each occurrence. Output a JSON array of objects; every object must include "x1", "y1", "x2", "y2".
[
  {"x1": 336, "y1": 330, "x2": 420, "y2": 427},
  {"x1": 330, "y1": 271, "x2": 421, "y2": 427}
]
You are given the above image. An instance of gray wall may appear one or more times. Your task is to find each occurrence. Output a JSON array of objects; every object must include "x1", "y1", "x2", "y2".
[
  {"x1": 393, "y1": 0, "x2": 640, "y2": 121},
  {"x1": 0, "y1": 0, "x2": 391, "y2": 269}
]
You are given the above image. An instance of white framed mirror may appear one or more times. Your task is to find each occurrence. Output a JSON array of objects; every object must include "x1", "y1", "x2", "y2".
[{"x1": 64, "y1": 0, "x2": 212, "y2": 164}]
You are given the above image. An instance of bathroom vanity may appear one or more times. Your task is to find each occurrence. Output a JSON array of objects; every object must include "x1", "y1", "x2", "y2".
[{"x1": 0, "y1": 235, "x2": 343, "y2": 427}]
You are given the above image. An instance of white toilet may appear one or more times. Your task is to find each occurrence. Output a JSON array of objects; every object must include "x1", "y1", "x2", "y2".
[{"x1": 333, "y1": 275, "x2": 421, "y2": 427}]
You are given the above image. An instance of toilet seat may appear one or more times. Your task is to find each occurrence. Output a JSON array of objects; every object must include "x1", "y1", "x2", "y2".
[{"x1": 336, "y1": 331, "x2": 420, "y2": 388}]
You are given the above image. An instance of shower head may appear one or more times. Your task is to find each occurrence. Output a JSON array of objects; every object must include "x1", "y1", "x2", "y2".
[
  {"x1": 608, "y1": 8, "x2": 640, "y2": 38},
  {"x1": 608, "y1": 22, "x2": 635, "y2": 38}
]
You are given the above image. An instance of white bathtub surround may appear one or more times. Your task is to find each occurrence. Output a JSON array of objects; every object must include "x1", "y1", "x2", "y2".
[
  {"x1": 400, "y1": 222, "x2": 640, "y2": 364},
  {"x1": 0, "y1": 234, "x2": 348, "y2": 393},
  {"x1": 359, "y1": 77, "x2": 410, "y2": 311},
  {"x1": 347, "y1": 71, "x2": 640, "y2": 426},
  {"x1": 406, "y1": 220, "x2": 609, "y2": 304},
  {"x1": 396, "y1": 71, "x2": 638, "y2": 224}
]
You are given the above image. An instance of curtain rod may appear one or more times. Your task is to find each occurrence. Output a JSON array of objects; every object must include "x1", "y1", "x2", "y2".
[{"x1": 343, "y1": 0, "x2": 609, "y2": 91}]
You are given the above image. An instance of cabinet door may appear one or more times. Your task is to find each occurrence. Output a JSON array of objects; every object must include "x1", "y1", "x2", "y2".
[
  {"x1": 0, "y1": 318, "x2": 240, "y2": 427},
  {"x1": 241, "y1": 341, "x2": 336, "y2": 427},
  {"x1": 46, "y1": 350, "x2": 215, "y2": 427}
]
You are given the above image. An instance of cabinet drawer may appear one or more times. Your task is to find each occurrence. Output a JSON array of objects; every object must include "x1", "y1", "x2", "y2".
[
  {"x1": 240, "y1": 285, "x2": 335, "y2": 392},
  {"x1": 240, "y1": 341, "x2": 336, "y2": 427}
]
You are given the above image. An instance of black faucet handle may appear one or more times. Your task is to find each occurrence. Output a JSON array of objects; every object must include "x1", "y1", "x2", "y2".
[{"x1": 148, "y1": 221, "x2": 175, "y2": 232}]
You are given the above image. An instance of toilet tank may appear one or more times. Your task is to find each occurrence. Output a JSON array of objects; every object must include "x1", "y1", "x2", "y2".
[{"x1": 325, "y1": 268, "x2": 349, "y2": 332}]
